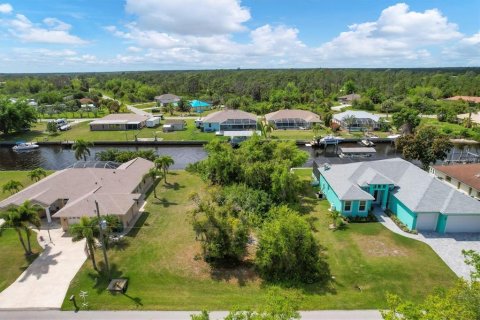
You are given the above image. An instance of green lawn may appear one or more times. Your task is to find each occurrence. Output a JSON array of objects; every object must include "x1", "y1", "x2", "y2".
[
  {"x1": 38, "y1": 110, "x2": 108, "y2": 119},
  {"x1": 420, "y1": 118, "x2": 480, "y2": 140},
  {"x1": 0, "y1": 170, "x2": 51, "y2": 292},
  {"x1": 62, "y1": 170, "x2": 456, "y2": 310}
]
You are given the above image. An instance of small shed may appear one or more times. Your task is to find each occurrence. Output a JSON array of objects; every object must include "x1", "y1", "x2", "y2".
[
  {"x1": 163, "y1": 119, "x2": 186, "y2": 132},
  {"x1": 146, "y1": 117, "x2": 161, "y2": 128}
]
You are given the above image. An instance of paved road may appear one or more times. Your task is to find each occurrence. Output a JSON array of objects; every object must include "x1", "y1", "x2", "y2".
[
  {"x1": 0, "y1": 224, "x2": 86, "y2": 310},
  {"x1": 0, "y1": 310, "x2": 383, "y2": 320},
  {"x1": 374, "y1": 208, "x2": 480, "y2": 279}
]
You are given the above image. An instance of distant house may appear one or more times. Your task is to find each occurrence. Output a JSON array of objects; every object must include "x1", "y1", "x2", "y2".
[
  {"x1": 332, "y1": 110, "x2": 380, "y2": 131},
  {"x1": 163, "y1": 119, "x2": 186, "y2": 132},
  {"x1": 0, "y1": 158, "x2": 154, "y2": 231},
  {"x1": 154, "y1": 94, "x2": 181, "y2": 106},
  {"x1": 201, "y1": 109, "x2": 257, "y2": 132},
  {"x1": 313, "y1": 158, "x2": 480, "y2": 233},
  {"x1": 338, "y1": 93, "x2": 361, "y2": 104},
  {"x1": 430, "y1": 163, "x2": 480, "y2": 200},
  {"x1": 89, "y1": 114, "x2": 149, "y2": 131},
  {"x1": 26, "y1": 99, "x2": 38, "y2": 108},
  {"x1": 265, "y1": 109, "x2": 321, "y2": 129},
  {"x1": 445, "y1": 96, "x2": 480, "y2": 104},
  {"x1": 190, "y1": 100, "x2": 211, "y2": 113}
]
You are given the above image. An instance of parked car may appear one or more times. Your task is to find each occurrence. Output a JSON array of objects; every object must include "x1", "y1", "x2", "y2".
[{"x1": 59, "y1": 124, "x2": 71, "y2": 131}]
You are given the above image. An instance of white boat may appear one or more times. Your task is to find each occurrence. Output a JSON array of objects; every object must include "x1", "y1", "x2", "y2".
[
  {"x1": 339, "y1": 147, "x2": 376, "y2": 159},
  {"x1": 320, "y1": 135, "x2": 344, "y2": 144},
  {"x1": 12, "y1": 142, "x2": 39, "y2": 151},
  {"x1": 387, "y1": 134, "x2": 402, "y2": 139},
  {"x1": 360, "y1": 139, "x2": 375, "y2": 147}
]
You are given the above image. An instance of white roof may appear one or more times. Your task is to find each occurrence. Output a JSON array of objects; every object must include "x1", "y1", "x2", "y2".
[
  {"x1": 317, "y1": 158, "x2": 480, "y2": 214},
  {"x1": 333, "y1": 110, "x2": 380, "y2": 122}
]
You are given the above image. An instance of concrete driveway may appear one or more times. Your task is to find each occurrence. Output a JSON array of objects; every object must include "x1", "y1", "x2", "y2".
[
  {"x1": 0, "y1": 223, "x2": 86, "y2": 310},
  {"x1": 375, "y1": 209, "x2": 480, "y2": 279}
]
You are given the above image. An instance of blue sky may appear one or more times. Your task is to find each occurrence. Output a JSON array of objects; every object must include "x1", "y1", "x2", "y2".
[{"x1": 0, "y1": 0, "x2": 478, "y2": 72}]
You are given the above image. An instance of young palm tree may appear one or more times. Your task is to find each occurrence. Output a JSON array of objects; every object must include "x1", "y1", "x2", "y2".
[
  {"x1": 154, "y1": 156, "x2": 175, "y2": 183},
  {"x1": 343, "y1": 115, "x2": 357, "y2": 133},
  {"x1": 0, "y1": 209, "x2": 29, "y2": 255},
  {"x1": 258, "y1": 119, "x2": 274, "y2": 139},
  {"x1": 92, "y1": 215, "x2": 121, "y2": 249},
  {"x1": 2, "y1": 180, "x2": 23, "y2": 194},
  {"x1": 70, "y1": 216, "x2": 99, "y2": 270},
  {"x1": 329, "y1": 210, "x2": 341, "y2": 230},
  {"x1": 143, "y1": 168, "x2": 161, "y2": 198},
  {"x1": 28, "y1": 168, "x2": 48, "y2": 182},
  {"x1": 17, "y1": 200, "x2": 42, "y2": 254},
  {"x1": 72, "y1": 139, "x2": 93, "y2": 161}
]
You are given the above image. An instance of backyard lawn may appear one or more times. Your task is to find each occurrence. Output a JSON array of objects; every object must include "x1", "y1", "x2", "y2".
[
  {"x1": 62, "y1": 169, "x2": 456, "y2": 310},
  {"x1": 0, "y1": 170, "x2": 50, "y2": 292}
]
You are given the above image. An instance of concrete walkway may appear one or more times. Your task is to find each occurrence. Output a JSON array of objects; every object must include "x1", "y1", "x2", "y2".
[
  {"x1": 127, "y1": 104, "x2": 152, "y2": 117},
  {"x1": 374, "y1": 208, "x2": 480, "y2": 279},
  {"x1": 0, "y1": 310, "x2": 382, "y2": 320},
  {"x1": 0, "y1": 223, "x2": 87, "y2": 310}
]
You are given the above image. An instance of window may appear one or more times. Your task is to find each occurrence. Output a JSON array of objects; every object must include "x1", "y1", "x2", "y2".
[
  {"x1": 344, "y1": 201, "x2": 352, "y2": 212},
  {"x1": 469, "y1": 187, "x2": 473, "y2": 195},
  {"x1": 446, "y1": 176, "x2": 451, "y2": 182},
  {"x1": 457, "y1": 182, "x2": 461, "y2": 189},
  {"x1": 359, "y1": 201, "x2": 366, "y2": 211}
]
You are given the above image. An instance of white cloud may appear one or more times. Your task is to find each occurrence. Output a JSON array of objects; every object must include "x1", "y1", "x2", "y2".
[
  {"x1": 124, "y1": 0, "x2": 250, "y2": 36},
  {"x1": 5, "y1": 14, "x2": 87, "y2": 44},
  {"x1": 316, "y1": 3, "x2": 463, "y2": 65},
  {"x1": 0, "y1": 3, "x2": 12, "y2": 14},
  {"x1": 127, "y1": 46, "x2": 143, "y2": 53},
  {"x1": 442, "y1": 31, "x2": 480, "y2": 66}
]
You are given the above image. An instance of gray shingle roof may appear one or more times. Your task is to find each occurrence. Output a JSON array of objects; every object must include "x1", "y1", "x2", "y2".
[
  {"x1": 202, "y1": 109, "x2": 257, "y2": 123},
  {"x1": 265, "y1": 109, "x2": 321, "y2": 123},
  {"x1": 318, "y1": 158, "x2": 480, "y2": 215}
]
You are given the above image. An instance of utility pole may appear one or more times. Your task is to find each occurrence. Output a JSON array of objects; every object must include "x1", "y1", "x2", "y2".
[{"x1": 95, "y1": 200, "x2": 111, "y2": 280}]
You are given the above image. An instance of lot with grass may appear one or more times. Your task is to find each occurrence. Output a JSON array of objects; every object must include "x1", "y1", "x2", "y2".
[
  {"x1": 420, "y1": 118, "x2": 480, "y2": 140},
  {"x1": 0, "y1": 170, "x2": 51, "y2": 292},
  {"x1": 62, "y1": 169, "x2": 456, "y2": 310}
]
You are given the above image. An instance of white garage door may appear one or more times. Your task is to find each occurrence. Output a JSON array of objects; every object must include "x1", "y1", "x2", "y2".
[
  {"x1": 416, "y1": 213, "x2": 438, "y2": 231},
  {"x1": 445, "y1": 215, "x2": 480, "y2": 233}
]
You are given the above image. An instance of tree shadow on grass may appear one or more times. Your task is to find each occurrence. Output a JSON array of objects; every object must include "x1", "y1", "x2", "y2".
[
  {"x1": 153, "y1": 197, "x2": 178, "y2": 208},
  {"x1": 126, "y1": 212, "x2": 150, "y2": 238},
  {"x1": 86, "y1": 263, "x2": 123, "y2": 294},
  {"x1": 209, "y1": 261, "x2": 258, "y2": 287},
  {"x1": 163, "y1": 182, "x2": 184, "y2": 191}
]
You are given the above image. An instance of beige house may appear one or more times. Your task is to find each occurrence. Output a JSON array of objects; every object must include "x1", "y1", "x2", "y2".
[
  {"x1": 430, "y1": 163, "x2": 480, "y2": 199},
  {"x1": 0, "y1": 158, "x2": 154, "y2": 231},
  {"x1": 265, "y1": 109, "x2": 321, "y2": 129},
  {"x1": 89, "y1": 114, "x2": 149, "y2": 131}
]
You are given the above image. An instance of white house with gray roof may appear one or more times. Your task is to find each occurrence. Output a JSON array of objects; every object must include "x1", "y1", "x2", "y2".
[
  {"x1": 332, "y1": 110, "x2": 380, "y2": 131},
  {"x1": 0, "y1": 158, "x2": 154, "y2": 231},
  {"x1": 313, "y1": 158, "x2": 480, "y2": 233},
  {"x1": 200, "y1": 109, "x2": 257, "y2": 132},
  {"x1": 265, "y1": 109, "x2": 321, "y2": 129}
]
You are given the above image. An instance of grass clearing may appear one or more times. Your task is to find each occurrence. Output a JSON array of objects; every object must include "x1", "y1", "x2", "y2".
[{"x1": 62, "y1": 169, "x2": 456, "y2": 310}]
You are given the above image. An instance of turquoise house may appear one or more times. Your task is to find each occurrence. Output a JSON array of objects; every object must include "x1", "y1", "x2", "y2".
[
  {"x1": 313, "y1": 158, "x2": 480, "y2": 233},
  {"x1": 190, "y1": 100, "x2": 211, "y2": 113}
]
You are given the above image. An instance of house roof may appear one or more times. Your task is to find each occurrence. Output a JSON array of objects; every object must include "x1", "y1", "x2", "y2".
[
  {"x1": 90, "y1": 113, "x2": 149, "y2": 125},
  {"x1": 333, "y1": 110, "x2": 380, "y2": 122},
  {"x1": 0, "y1": 158, "x2": 154, "y2": 218},
  {"x1": 445, "y1": 96, "x2": 480, "y2": 103},
  {"x1": 154, "y1": 94, "x2": 180, "y2": 104},
  {"x1": 79, "y1": 98, "x2": 94, "y2": 104},
  {"x1": 265, "y1": 109, "x2": 321, "y2": 123},
  {"x1": 433, "y1": 163, "x2": 480, "y2": 191},
  {"x1": 202, "y1": 109, "x2": 257, "y2": 123},
  {"x1": 317, "y1": 158, "x2": 480, "y2": 214},
  {"x1": 338, "y1": 94, "x2": 361, "y2": 101}
]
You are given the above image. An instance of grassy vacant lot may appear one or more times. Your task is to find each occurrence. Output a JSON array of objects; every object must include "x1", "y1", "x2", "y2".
[
  {"x1": 420, "y1": 118, "x2": 479, "y2": 139},
  {"x1": 62, "y1": 169, "x2": 456, "y2": 310},
  {"x1": 0, "y1": 170, "x2": 49, "y2": 292},
  {"x1": 0, "y1": 119, "x2": 220, "y2": 142},
  {"x1": 38, "y1": 110, "x2": 108, "y2": 119}
]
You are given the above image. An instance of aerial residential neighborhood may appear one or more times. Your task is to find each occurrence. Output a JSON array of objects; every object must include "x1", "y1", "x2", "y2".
[{"x1": 0, "y1": 1, "x2": 479, "y2": 320}]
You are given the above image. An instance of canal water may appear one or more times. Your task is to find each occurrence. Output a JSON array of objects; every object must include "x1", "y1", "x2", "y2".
[{"x1": 0, "y1": 142, "x2": 477, "y2": 170}]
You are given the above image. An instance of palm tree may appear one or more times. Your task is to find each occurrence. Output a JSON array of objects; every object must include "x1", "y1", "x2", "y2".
[
  {"x1": 2, "y1": 180, "x2": 23, "y2": 194},
  {"x1": 258, "y1": 119, "x2": 274, "y2": 139},
  {"x1": 0, "y1": 209, "x2": 29, "y2": 255},
  {"x1": 155, "y1": 156, "x2": 175, "y2": 183},
  {"x1": 343, "y1": 115, "x2": 357, "y2": 133},
  {"x1": 72, "y1": 139, "x2": 93, "y2": 161},
  {"x1": 28, "y1": 168, "x2": 47, "y2": 182},
  {"x1": 92, "y1": 215, "x2": 121, "y2": 249},
  {"x1": 143, "y1": 168, "x2": 161, "y2": 198},
  {"x1": 329, "y1": 210, "x2": 341, "y2": 230},
  {"x1": 17, "y1": 200, "x2": 41, "y2": 254},
  {"x1": 70, "y1": 216, "x2": 99, "y2": 270},
  {"x1": 312, "y1": 123, "x2": 322, "y2": 138}
]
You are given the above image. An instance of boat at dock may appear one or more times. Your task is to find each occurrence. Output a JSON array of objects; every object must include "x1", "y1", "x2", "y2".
[
  {"x1": 359, "y1": 139, "x2": 375, "y2": 147},
  {"x1": 338, "y1": 147, "x2": 376, "y2": 158},
  {"x1": 307, "y1": 135, "x2": 344, "y2": 148},
  {"x1": 12, "y1": 142, "x2": 39, "y2": 151}
]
